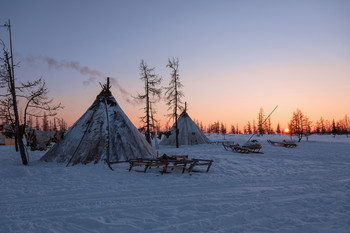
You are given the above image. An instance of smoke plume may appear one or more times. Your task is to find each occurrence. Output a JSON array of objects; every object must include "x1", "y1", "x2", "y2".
[
  {"x1": 83, "y1": 77, "x2": 97, "y2": 86},
  {"x1": 44, "y1": 57, "x2": 105, "y2": 77},
  {"x1": 109, "y1": 77, "x2": 143, "y2": 105},
  {"x1": 24, "y1": 55, "x2": 141, "y2": 105}
]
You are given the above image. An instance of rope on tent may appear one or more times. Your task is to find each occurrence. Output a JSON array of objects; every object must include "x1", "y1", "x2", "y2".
[
  {"x1": 104, "y1": 97, "x2": 114, "y2": 171},
  {"x1": 66, "y1": 108, "x2": 97, "y2": 167}
]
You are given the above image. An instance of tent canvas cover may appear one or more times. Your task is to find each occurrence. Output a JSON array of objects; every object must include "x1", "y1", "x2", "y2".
[
  {"x1": 160, "y1": 110, "x2": 209, "y2": 146},
  {"x1": 41, "y1": 80, "x2": 156, "y2": 165}
]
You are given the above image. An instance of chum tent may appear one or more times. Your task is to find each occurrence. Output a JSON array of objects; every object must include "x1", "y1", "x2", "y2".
[
  {"x1": 40, "y1": 78, "x2": 156, "y2": 166},
  {"x1": 160, "y1": 109, "x2": 210, "y2": 146}
]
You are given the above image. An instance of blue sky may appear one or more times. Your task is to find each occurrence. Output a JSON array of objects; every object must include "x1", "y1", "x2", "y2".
[{"x1": 1, "y1": 0, "x2": 349, "y2": 129}]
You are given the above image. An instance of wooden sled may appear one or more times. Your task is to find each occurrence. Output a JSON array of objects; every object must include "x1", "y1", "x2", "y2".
[
  {"x1": 223, "y1": 142, "x2": 263, "y2": 154},
  {"x1": 267, "y1": 140, "x2": 297, "y2": 148},
  {"x1": 126, "y1": 154, "x2": 213, "y2": 175}
]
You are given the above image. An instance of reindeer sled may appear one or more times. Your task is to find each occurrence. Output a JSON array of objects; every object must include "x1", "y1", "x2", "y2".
[
  {"x1": 223, "y1": 140, "x2": 263, "y2": 154},
  {"x1": 267, "y1": 140, "x2": 297, "y2": 148}
]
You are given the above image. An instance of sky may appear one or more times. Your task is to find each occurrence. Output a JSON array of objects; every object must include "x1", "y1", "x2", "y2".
[{"x1": 1, "y1": 0, "x2": 349, "y2": 130}]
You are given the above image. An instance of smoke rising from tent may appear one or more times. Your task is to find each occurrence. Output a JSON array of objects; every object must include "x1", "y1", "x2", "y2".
[
  {"x1": 43, "y1": 57, "x2": 105, "y2": 77},
  {"x1": 108, "y1": 77, "x2": 143, "y2": 105},
  {"x1": 24, "y1": 55, "x2": 141, "y2": 105},
  {"x1": 83, "y1": 77, "x2": 97, "y2": 86}
]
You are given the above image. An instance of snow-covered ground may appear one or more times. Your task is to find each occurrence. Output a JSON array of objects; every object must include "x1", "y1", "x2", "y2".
[{"x1": 1, "y1": 134, "x2": 349, "y2": 233}]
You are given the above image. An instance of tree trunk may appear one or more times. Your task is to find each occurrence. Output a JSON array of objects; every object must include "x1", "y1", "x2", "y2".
[
  {"x1": 12, "y1": 95, "x2": 28, "y2": 165},
  {"x1": 14, "y1": 129, "x2": 18, "y2": 151},
  {"x1": 298, "y1": 134, "x2": 302, "y2": 142},
  {"x1": 17, "y1": 126, "x2": 28, "y2": 164},
  {"x1": 5, "y1": 52, "x2": 28, "y2": 165},
  {"x1": 175, "y1": 118, "x2": 179, "y2": 148},
  {"x1": 145, "y1": 79, "x2": 151, "y2": 144},
  {"x1": 175, "y1": 74, "x2": 179, "y2": 148}
]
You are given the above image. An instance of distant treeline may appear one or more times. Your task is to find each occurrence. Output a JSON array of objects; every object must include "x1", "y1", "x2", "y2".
[
  {"x1": 2, "y1": 114, "x2": 68, "y2": 133},
  {"x1": 25, "y1": 115, "x2": 68, "y2": 132},
  {"x1": 194, "y1": 108, "x2": 349, "y2": 138}
]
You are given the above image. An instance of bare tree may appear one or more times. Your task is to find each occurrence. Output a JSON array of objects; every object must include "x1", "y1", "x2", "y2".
[
  {"x1": 257, "y1": 108, "x2": 265, "y2": 135},
  {"x1": 246, "y1": 121, "x2": 252, "y2": 134},
  {"x1": 27, "y1": 116, "x2": 33, "y2": 129},
  {"x1": 288, "y1": 109, "x2": 311, "y2": 142},
  {"x1": 0, "y1": 42, "x2": 62, "y2": 165},
  {"x1": 331, "y1": 119, "x2": 337, "y2": 137},
  {"x1": 53, "y1": 117, "x2": 57, "y2": 131},
  {"x1": 18, "y1": 77, "x2": 63, "y2": 129},
  {"x1": 231, "y1": 124, "x2": 235, "y2": 134},
  {"x1": 42, "y1": 112, "x2": 48, "y2": 131},
  {"x1": 276, "y1": 123, "x2": 281, "y2": 134},
  {"x1": 304, "y1": 115, "x2": 312, "y2": 141},
  {"x1": 252, "y1": 120, "x2": 257, "y2": 134},
  {"x1": 0, "y1": 96, "x2": 14, "y2": 125},
  {"x1": 35, "y1": 117, "x2": 40, "y2": 130},
  {"x1": 0, "y1": 43, "x2": 27, "y2": 164},
  {"x1": 135, "y1": 60, "x2": 162, "y2": 144},
  {"x1": 1, "y1": 70, "x2": 63, "y2": 129},
  {"x1": 221, "y1": 122, "x2": 227, "y2": 139},
  {"x1": 343, "y1": 114, "x2": 349, "y2": 137},
  {"x1": 214, "y1": 121, "x2": 220, "y2": 135},
  {"x1": 267, "y1": 118, "x2": 273, "y2": 134},
  {"x1": 58, "y1": 117, "x2": 67, "y2": 132},
  {"x1": 317, "y1": 117, "x2": 326, "y2": 134},
  {"x1": 164, "y1": 58, "x2": 184, "y2": 148},
  {"x1": 199, "y1": 121, "x2": 205, "y2": 132},
  {"x1": 207, "y1": 124, "x2": 211, "y2": 135}
]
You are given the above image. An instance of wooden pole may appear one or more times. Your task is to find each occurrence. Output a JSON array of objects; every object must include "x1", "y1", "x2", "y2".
[
  {"x1": 3, "y1": 20, "x2": 28, "y2": 164},
  {"x1": 106, "y1": 77, "x2": 110, "y2": 90},
  {"x1": 8, "y1": 20, "x2": 15, "y2": 89},
  {"x1": 247, "y1": 105, "x2": 278, "y2": 142}
]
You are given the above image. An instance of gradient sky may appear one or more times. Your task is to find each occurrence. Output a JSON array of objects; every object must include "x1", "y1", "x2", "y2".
[{"x1": 1, "y1": 0, "x2": 349, "y2": 130}]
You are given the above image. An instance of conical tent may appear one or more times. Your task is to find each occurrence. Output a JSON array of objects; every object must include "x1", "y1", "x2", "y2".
[
  {"x1": 160, "y1": 110, "x2": 210, "y2": 146},
  {"x1": 41, "y1": 79, "x2": 156, "y2": 165}
]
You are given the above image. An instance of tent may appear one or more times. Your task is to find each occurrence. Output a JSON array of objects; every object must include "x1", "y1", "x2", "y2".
[
  {"x1": 160, "y1": 109, "x2": 209, "y2": 146},
  {"x1": 40, "y1": 79, "x2": 156, "y2": 165}
]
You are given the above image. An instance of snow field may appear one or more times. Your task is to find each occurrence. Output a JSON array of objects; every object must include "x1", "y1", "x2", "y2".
[{"x1": 0, "y1": 134, "x2": 349, "y2": 232}]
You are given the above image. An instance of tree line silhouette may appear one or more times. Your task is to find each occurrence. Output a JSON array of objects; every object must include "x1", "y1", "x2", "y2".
[{"x1": 194, "y1": 108, "x2": 349, "y2": 140}]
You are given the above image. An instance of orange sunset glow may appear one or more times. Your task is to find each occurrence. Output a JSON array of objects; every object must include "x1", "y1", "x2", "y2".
[
  {"x1": 1, "y1": 2, "x2": 350, "y2": 232},
  {"x1": 0, "y1": 1, "x2": 349, "y2": 132}
]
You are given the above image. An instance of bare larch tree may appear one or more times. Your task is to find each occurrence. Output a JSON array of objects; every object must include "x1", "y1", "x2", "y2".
[
  {"x1": 18, "y1": 77, "x2": 63, "y2": 129},
  {"x1": 0, "y1": 43, "x2": 62, "y2": 165},
  {"x1": 288, "y1": 109, "x2": 312, "y2": 142},
  {"x1": 0, "y1": 45, "x2": 27, "y2": 164},
  {"x1": 135, "y1": 60, "x2": 162, "y2": 144},
  {"x1": 164, "y1": 57, "x2": 184, "y2": 148},
  {"x1": 257, "y1": 108, "x2": 265, "y2": 135}
]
